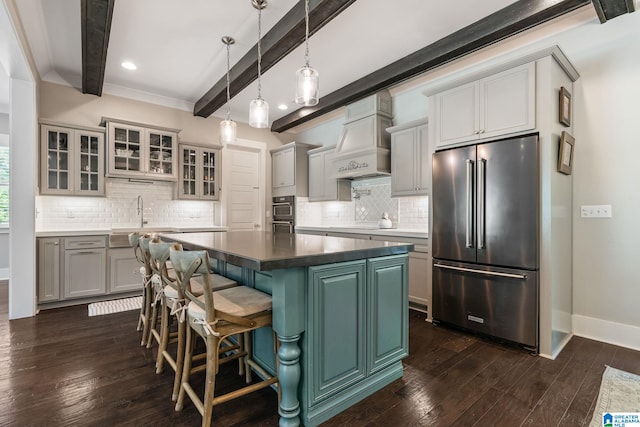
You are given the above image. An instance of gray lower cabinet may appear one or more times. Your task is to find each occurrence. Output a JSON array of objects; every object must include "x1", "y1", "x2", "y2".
[
  {"x1": 37, "y1": 237, "x2": 61, "y2": 302},
  {"x1": 108, "y1": 247, "x2": 142, "y2": 293},
  {"x1": 63, "y1": 237, "x2": 107, "y2": 299},
  {"x1": 408, "y1": 246, "x2": 430, "y2": 313},
  {"x1": 37, "y1": 235, "x2": 130, "y2": 305}
]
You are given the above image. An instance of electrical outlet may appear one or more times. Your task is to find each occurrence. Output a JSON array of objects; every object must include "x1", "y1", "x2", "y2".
[
  {"x1": 581, "y1": 205, "x2": 612, "y2": 218},
  {"x1": 67, "y1": 209, "x2": 74, "y2": 218}
]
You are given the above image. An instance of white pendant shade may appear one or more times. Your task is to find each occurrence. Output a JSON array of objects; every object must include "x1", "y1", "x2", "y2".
[
  {"x1": 249, "y1": 98, "x2": 269, "y2": 128},
  {"x1": 295, "y1": 65, "x2": 319, "y2": 106},
  {"x1": 219, "y1": 119, "x2": 236, "y2": 145}
]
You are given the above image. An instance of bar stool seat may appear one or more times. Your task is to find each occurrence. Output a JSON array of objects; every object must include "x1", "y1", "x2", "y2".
[{"x1": 187, "y1": 286, "x2": 272, "y2": 319}]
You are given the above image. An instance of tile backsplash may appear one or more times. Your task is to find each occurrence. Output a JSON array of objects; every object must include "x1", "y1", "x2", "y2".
[
  {"x1": 297, "y1": 176, "x2": 428, "y2": 230},
  {"x1": 36, "y1": 179, "x2": 219, "y2": 230}
]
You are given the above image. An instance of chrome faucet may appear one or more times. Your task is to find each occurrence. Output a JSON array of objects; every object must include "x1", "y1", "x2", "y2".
[{"x1": 137, "y1": 195, "x2": 146, "y2": 228}]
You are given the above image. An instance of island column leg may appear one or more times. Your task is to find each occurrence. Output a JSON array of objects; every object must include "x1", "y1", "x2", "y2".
[
  {"x1": 270, "y1": 268, "x2": 306, "y2": 427},
  {"x1": 278, "y1": 334, "x2": 301, "y2": 426}
]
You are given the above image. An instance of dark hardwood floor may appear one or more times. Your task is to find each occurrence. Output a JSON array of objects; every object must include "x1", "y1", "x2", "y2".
[{"x1": 1, "y1": 279, "x2": 638, "y2": 426}]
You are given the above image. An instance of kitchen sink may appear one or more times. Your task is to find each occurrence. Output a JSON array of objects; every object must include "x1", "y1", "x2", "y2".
[{"x1": 108, "y1": 229, "x2": 171, "y2": 248}]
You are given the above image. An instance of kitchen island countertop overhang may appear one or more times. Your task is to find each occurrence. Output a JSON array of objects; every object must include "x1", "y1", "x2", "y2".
[
  {"x1": 158, "y1": 230, "x2": 412, "y2": 427},
  {"x1": 160, "y1": 230, "x2": 415, "y2": 271}
]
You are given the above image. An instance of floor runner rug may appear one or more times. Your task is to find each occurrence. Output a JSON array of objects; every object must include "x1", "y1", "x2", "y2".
[
  {"x1": 88, "y1": 296, "x2": 142, "y2": 317},
  {"x1": 589, "y1": 365, "x2": 640, "y2": 427}
]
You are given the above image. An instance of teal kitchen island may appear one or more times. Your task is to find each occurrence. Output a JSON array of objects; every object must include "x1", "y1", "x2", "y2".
[{"x1": 161, "y1": 231, "x2": 413, "y2": 427}]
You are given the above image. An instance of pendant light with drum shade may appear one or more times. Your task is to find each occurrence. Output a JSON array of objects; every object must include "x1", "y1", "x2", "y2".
[
  {"x1": 249, "y1": 0, "x2": 269, "y2": 128},
  {"x1": 220, "y1": 36, "x2": 237, "y2": 145},
  {"x1": 295, "y1": 0, "x2": 319, "y2": 106}
]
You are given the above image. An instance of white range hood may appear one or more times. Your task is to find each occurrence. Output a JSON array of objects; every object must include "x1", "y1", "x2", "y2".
[{"x1": 332, "y1": 91, "x2": 393, "y2": 179}]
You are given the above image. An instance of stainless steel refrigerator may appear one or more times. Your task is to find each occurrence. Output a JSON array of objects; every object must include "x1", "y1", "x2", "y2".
[{"x1": 431, "y1": 134, "x2": 539, "y2": 351}]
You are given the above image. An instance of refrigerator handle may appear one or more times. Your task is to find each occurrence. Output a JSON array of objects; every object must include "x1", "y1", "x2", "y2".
[
  {"x1": 434, "y1": 263, "x2": 527, "y2": 280},
  {"x1": 477, "y1": 158, "x2": 486, "y2": 249},
  {"x1": 465, "y1": 159, "x2": 474, "y2": 248}
]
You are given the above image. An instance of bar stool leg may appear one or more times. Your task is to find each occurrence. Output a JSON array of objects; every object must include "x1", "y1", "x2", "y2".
[
  {"x1": 202, "y1": 334, "x2": 219, "y2": 427},
  {"x1": 146, "y1": 288, "x2": 160, "y2": 349},
  {"x1": 140, "y1": 280, "x2": 152, "y2": 346},
  {"x1": 175, "y1": 323, "x2": 194, "y2": 412},
  {"x1": 171, "y1": 317, "x2": 187, "y2": 401},
  {"x1": 155, "y1": 297, "x2": 170, "y2": 373}
]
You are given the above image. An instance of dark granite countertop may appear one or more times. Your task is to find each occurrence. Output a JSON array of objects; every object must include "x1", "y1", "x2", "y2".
[{"x1": 160, "y1": 231, "x2": 414, "y2": 271}]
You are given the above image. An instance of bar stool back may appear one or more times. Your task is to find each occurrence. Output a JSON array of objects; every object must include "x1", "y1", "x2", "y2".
[
  {"x1": 170, "y1": 244, "x2": 278, "y2": 427},
  {"x1": 129, "y1": 232, "x2": 153, "y2": 346},
  {"x1": 149, "y1": 238, "x2": 237, "y2": 401}
]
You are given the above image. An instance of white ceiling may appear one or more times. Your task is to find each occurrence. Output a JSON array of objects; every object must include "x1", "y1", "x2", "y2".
[{"x1": 15, "y1": 0, "x2": 520, "y2": 127}]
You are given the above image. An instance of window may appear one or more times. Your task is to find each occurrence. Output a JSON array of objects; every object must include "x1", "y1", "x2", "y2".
[{"x1": 0, "y1": 145, "x2": 8, "y2": 226}]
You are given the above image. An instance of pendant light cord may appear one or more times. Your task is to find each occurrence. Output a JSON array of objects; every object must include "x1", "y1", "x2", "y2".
[
  {"x1": 225, "y1": 41, "x2": 231, "y2": 120},
  {"x1": 257, "y1": 5, "x2": 262, "y2": 99},
  {"x1": 304, "y1": 0, "x2": 310, "y2": 67}
]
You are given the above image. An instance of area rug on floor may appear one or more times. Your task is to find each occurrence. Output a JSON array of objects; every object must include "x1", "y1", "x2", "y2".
[
  {"x1": 87, "y1": 296, "x2": 142, "y2": 317},
  {"x1": 589, "y1": 366, "x2": 640, "y2": 427}
]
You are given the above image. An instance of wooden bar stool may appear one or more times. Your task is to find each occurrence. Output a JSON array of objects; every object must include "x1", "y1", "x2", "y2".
[
  {"x1": 170, "y1": 244, "x2": 278, "y2": 427},
  {"x1": 148, "y1": 238, "x2": 237, "y2": 401},
  {"x1": 129, "y1": 232, "x2": 153, "y2": 346}
]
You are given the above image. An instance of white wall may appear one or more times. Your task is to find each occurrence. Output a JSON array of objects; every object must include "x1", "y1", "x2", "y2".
[
  {"x1": 0, "y1": 133, "x2": 7, "y2": 278},
  {"x1": 566, "y1": 14, "x2": 640, "y2": 344},
  {"x1": 0, "y1": 113, "x2": 8, "y2": 133}
]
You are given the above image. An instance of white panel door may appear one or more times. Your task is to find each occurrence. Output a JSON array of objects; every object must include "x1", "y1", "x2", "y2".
[{"x1": 227, "y1": 147, "x2": 261, "y2": 231}]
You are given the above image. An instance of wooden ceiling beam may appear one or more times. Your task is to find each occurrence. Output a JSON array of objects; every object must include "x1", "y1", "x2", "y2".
[
  {"x1": 272, "y1": 0, "x2": 591, "y2": 133},
  {"x1": 591, "y1": 0, "x2": 635, "y2": 23},
  {"x1": 81, "y1": 0, "x2": 115, "y2": 96},
  {"x1": 193, "y1": 0, "x2": 356, "y2": 118}
]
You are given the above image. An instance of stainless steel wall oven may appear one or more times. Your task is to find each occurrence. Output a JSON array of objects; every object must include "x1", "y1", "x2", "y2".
[{"x1": 272, "y1": 196, "x2": 295, "y2": 233}]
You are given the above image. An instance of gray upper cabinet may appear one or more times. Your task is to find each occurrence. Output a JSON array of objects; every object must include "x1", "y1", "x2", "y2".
[
  {"x1": 178, "y1": 143, "x2": 221, "y2": 200},
  {"x1": 308, "y1": 145, "x2": 351, "y2": 202},
  {"x1": 272, "y1": 146, "x2": 295, "y2": 189},
  {"x1": 40, "y1": 123, "x2": 105, "y2": 196},
  {"x1": 104, "y1": 118, "x2": 179, "y2": 181},
  {"x1": 433, "y1": 62, "x2": 535, "y2": 148},
  {"x1": 270, "y1": 142, "x2": 317, "y2": 197},
  {"x1": 389, "y1": 119, "x2": 430, "y2": 197}
]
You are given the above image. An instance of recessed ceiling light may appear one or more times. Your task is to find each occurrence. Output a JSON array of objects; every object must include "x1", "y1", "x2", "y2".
[
  {"x1": 121, "y1": 61, "x2": 137, "y2": 70},
  {"x1": 278, "y1": 104, "x2": 288, "y2": 110}
]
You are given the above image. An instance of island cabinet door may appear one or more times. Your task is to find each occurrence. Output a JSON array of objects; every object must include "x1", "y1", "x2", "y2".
[
  {"x1": 367, "y1": 255, "x2": 409, "y2": 374},
  {"x1": 307, "y1": 260, "x2": 367, "y2": 405}
]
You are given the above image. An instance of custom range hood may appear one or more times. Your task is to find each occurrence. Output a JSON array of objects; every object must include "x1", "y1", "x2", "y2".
[{"x1": 332, "y1": 90, "x2": 393, "y2": 179}]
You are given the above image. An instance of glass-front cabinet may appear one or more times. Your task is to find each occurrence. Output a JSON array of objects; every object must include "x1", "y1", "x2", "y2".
[
  {"x1": 178, "y1": 143, "x2": 220, "y2": 200},
  {"x1": 40, "y1": 124, "x2": 105, "y2": 196},
  {"x1": 104, "y1": 118, "x2": 179, "y2": 181}
]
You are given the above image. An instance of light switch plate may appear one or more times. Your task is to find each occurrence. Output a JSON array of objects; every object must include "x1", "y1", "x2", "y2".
[{"x1": 581, "y1": 205, "x2": 612, "y2": 218}]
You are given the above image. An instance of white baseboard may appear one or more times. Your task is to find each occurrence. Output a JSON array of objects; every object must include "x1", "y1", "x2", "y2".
[
  {"x1": 0, "y1": 268, "x2": 8, "y2": 280},
  {"x1": 572, "y1": 314, "x2": 640, "y2": 352}
]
